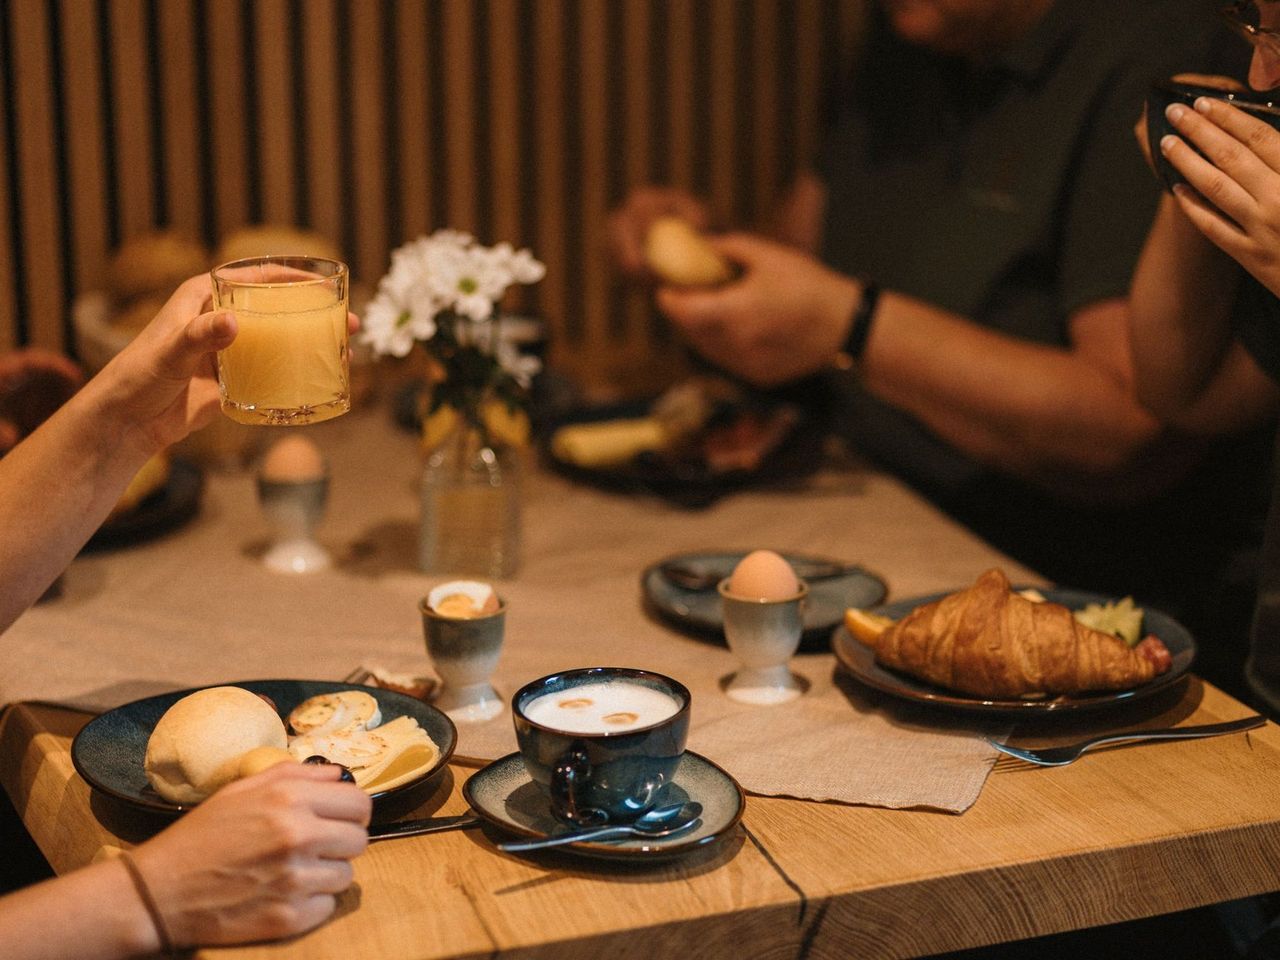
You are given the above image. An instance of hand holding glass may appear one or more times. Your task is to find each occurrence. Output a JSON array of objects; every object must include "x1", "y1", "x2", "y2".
[{"x1": 211, "y1": 256, "x2": 350, "y2": 426}]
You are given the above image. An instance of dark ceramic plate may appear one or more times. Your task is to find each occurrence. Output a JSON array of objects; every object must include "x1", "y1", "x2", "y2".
[
  {"x1": 71, "y1": 679, "x2": 457, "y2": 815},
  {"x1": 542, "y1": 400, "x2": 825, "y2": 509},
  {"x1": 833, "y1": 588, "x2": 1196, "y2": 714},
  {"x1": 84, "y1": 459, "x2": 203, "y2": 550},
  {"x1": 463, "y1": 751, "x2": 744, "y2": 860},
  {"x1": 642, "y1": 550, "x2": 887, "y2": 653}
]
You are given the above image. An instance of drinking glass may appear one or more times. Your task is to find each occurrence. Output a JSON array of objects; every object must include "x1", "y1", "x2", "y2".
[{"x1": 211, "y1": 256, "x2": 350, "y2": 426}]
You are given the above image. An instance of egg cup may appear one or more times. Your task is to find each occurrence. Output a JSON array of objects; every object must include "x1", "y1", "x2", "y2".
[
  {"x1": 257, "y1": 474, "x2": 331, "y2": 574},
  {"x1": 718, "y1": 578, "x2": 809, "y2": 705},
  {"x1": 420, "y1": 594, "x2": 506, "y2": 723}
]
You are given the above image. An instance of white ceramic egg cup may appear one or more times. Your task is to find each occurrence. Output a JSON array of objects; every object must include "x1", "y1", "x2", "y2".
[
  {"x1": 420, "y1": 592, "x2": 506, "y2": 723},
  {"x1": 257, "y1": 475, "x2": 332, "y2": 574},
  {"x1": 718, "y1": 579, "x2": 809, "y2": 705}
]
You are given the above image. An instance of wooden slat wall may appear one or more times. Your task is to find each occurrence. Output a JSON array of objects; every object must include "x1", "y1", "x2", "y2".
[{"x1": 1, "y1": 0, "x2": 866, "y2": 395}]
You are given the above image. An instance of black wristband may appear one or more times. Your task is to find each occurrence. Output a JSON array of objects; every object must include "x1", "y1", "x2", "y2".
[{"x1": 832, "y1": 278, "x2": 881, "y2": 371}]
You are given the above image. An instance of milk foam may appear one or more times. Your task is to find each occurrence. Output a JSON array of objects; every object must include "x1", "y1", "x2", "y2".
[{"x1": 523, "y1": 681, "x2": 680, "y2": 734}]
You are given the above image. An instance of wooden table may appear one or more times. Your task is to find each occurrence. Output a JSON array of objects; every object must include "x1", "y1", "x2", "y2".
[{"x1": 3, "y1": 408, "x2": 1279, "y2": 958}]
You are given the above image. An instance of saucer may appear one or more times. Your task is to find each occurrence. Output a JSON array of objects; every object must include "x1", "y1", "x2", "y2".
[
  {"x1": 462, "y1": 751, "x2": 745, "y2": 860},
  {"x1": 642, "y1": 550, "x2": 886, "y2": 653}
]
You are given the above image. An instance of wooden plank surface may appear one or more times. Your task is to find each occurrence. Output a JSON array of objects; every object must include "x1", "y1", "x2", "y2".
[
  {"x1": 58, "y1": 0, "x2": 111, "y2": 297},
  {"x1": 0, "y1": 0, "x2": 855, "y2": 393},
  {"x1": 0, "y1": 0, "x2": 17, "y2": 351},
  {"x1": 157, "y1": 0, "x2": 203, "y2": 241},
  {"x1": 205, "y1": 0, "x2": 251, "y2": 239},
  {"x1": 395, "y1": 0, "x2": 433, "y2": 243},
  {"x1": 4, "y1": 683, "x2": 1279, "y2": 959},
  {"x1": 9, "y1": 0, "x2": 65, "y2": 351},
  {"x1": 300, "y1": 0, "x2": 343, "y2": 255},
  {"x1": 107, "y1": 0, "x2": 155, "y2": 238},
  {"x1": 349, "y1": 2, "x2": 389, "y2": 284},
  {"x1": 254, "y1": 0, "x2": 297, "y2": 228}
]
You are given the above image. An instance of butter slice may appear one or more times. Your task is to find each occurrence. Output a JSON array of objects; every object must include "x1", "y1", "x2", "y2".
[{"x1": 551, "y1": 417, "x2": 668, "y2": 468}]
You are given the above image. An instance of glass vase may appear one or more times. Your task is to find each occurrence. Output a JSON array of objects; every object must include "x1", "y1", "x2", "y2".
[{"x1": 419, "y1": 415, "x2": 521, "y2": 579}]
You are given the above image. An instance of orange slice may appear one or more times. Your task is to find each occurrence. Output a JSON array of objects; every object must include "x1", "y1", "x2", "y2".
[{"x1": 844, "y1": 608, "x2": 894, "y2": 647}]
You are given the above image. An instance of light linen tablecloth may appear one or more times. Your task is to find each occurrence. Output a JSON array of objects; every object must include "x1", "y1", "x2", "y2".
[{"x1": 2, "y1": 406, "x2": 1034, "y2": 812}]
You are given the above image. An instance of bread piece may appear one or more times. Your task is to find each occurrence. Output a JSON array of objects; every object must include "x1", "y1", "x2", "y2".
[
  {"x1": 145, "y1": 686, "x2": 288, "y2": 804},
  {"x1": 108, "y1": 232, "x2": 209, "y2": 305},
  {"x1": 871, "y1": 569, "x2": 1169, "y2": 698},
  {"x1": 643, "y1": 217, "x2": 734, "y2": 287},
  {"x1": 215, "y1": 225, "x2": 343, "y2": 265},
  {"x1": 109, "y1": 453, "x2": 171, "y2": 518},
  {"x1": 550, "y1": 417, "x2": 669, "y2": 468}
]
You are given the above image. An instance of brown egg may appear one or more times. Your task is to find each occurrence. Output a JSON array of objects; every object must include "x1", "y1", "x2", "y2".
[
  {"x1": 728, "y1": 549, "x2": 799, "y2": 600},
  {"x1": 261, "y1": 435, "x2": 325, "y2": 482}
]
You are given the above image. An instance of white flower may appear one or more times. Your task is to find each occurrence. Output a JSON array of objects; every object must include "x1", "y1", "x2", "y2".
[
  {"x1": 361, "y1": 230, "x2": 547, "y2": 363},
  {"x1": 495, "y1": 336, "x2": 542, "y2": 388}
]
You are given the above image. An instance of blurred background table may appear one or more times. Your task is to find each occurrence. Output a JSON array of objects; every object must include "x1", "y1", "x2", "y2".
[{"x1": 2, "y1": 406, "x2": 1279, "y2": 958}]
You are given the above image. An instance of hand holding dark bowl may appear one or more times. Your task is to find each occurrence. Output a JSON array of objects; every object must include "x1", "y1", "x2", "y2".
[{"x1": 1145, "y1": 76, "x2": 1280, "y2": 190}]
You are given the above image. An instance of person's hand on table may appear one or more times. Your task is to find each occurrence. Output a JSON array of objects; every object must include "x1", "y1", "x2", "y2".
[
  {"x1": 607, "y1": 185, "x2": 715, "y2": 279},
  {"x1": 1158, "y1": 93, "x2": 1280, "y2": 299},
  {"x1": 129, "y1": 760, "x2": 371, "y2": 949},
  {"x1": 655, "y1": 233, "x2": 862, "y2": 387}
]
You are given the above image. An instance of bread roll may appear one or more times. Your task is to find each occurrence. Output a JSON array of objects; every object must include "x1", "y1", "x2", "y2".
[
  {"x1": 215, "y1": 225, "x2": 343, "y2": 265},
  {"x1": 108, "y1": 232, "x2": 209, "y2": 305},
  {"x1": 145, "y1": 686, "x2": 288, "y2": 804},
  {"x1": 643, "y1": 216, "x2": 734, "y2": 287}
]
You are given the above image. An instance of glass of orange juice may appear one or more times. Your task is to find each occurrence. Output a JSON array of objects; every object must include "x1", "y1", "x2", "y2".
[{"x1": 210, "y1": 256, "x2": 350, "y2": 426}]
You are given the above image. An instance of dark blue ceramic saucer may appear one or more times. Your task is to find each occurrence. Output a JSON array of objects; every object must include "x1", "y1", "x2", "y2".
[{"x1": 463, "y1": 751, "x2": 745, "y2": 860}]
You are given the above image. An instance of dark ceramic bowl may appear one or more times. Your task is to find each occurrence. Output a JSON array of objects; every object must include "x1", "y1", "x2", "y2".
[
  {"x1": 1146, "y1": 78, "x2": 1280, "y2": 190},
  {"x1": 512, "y1": 667, "x2": 691, "y2": 825}
]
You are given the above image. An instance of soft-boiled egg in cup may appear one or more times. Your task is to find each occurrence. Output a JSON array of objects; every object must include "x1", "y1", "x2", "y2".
[{"x1": 725, "y1": 549, "x2": 801, "y2": 600}]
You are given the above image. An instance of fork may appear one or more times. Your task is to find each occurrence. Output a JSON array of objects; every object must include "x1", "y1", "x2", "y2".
[{"x1": 987, "y1": 715, "x2": 1266, "y2": 766}]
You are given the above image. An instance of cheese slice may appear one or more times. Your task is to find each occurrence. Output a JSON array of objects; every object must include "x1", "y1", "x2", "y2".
[{"x1": 287, "y1": 715, "x2": 440, "y2": 793}]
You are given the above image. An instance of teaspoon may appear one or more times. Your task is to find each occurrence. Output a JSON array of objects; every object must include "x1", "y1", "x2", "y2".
[{"x1": 497, "y1": 800, "x2": 703, "y2": 852}]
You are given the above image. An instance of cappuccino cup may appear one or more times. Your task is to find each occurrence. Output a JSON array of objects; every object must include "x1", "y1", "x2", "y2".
[{"x1": 512, "y1": 667, "x2": 690, "y2": 825}]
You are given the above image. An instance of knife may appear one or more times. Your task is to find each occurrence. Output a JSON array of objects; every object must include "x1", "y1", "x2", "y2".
[{"x1": 368, "y1": 814, "x2": 482, "y2": 841}]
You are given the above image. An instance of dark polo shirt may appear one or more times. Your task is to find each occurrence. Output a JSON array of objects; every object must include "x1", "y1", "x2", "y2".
[
  {"x1": 813, "y1": 0, "x2": 1269, "y2": 653},
  {"x1": 1233, "y1": 280, "x2": 1280, "y2": 714}
]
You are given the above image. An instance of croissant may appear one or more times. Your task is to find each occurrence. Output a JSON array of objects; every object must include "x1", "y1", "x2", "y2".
[{"x1": 867, "y1": 569, "x2": 1172, "y2": 698}]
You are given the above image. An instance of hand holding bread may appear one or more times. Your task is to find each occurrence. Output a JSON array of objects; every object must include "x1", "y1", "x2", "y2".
[{"x1": 643, "y1": 216, "x2": 735, "y2": 287}]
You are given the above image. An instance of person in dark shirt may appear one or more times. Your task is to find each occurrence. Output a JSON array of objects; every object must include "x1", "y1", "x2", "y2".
[
  {"x1": 1129, "y1": 1, "x2": 1280, "y2": 724},
  {"x1": 609, "y1": 0, "x2": 1262, "y2": 660}
]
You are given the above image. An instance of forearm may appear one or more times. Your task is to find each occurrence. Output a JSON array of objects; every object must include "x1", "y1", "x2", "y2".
[
  {"x1": 0, "y1": 375, "x2": 151, "y2": 632},
  {"x1": 858, "y1": 292, "x2": 1169, "y2": 492},
  {"x1": 1128, "y1": 194, "x2": 1241, "y2": 421},
  {"x1": 0, "y1": 859, "x2": 159, "y2": 960}
]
